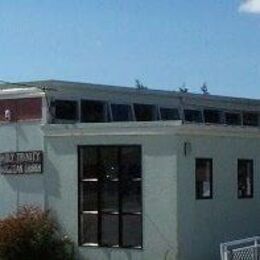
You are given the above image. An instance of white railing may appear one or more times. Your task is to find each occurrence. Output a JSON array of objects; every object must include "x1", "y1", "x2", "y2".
[{"x1": 220, "y1": 236, "x2": 260, "y2": 260}]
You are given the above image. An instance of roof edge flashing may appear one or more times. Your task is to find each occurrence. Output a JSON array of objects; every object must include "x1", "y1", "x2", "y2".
[{"x1": 0, "y1": 87, "x2": 45, "y2": 99}]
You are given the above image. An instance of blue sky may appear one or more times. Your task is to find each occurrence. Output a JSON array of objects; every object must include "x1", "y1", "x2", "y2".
[{"x1": 0, "y1": 0, "x2": 260, "y2": 98}]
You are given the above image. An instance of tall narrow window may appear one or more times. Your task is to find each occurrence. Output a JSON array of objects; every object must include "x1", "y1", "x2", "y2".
[
  {"x1": 238, "y1": 159, "x2": 253, "y2": 199},
  {"x1": 81, "y1": 100, "x2": 107, "y2": 122},
  {"x1": 195, "y1": 159, "x2": 213, "y2": 199},
  {"x1": 79, "y1": 146, "x2": 142, "y2": 248}
]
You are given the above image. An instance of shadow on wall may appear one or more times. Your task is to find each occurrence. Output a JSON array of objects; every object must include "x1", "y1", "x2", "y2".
[
  {"x1": 3, "y1": 175, "x2": 44, "y2": 194},
  {"x1": 46, "y1": 136, "x2": 80, "y2": 155},
  {"x1": 43, "y1": 156, "x2": 62, "y2": 198}
]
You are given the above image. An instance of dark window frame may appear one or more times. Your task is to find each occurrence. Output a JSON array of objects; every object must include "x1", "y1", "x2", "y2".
[
  {"x1": 195, "y1": 158, "x2": 213, "y2": 200},
  {"x1": 159, "y1": 107, "x2": 180, "y2": 121},
  {"x1": 111, "y1": 103, "x2": 133, "y2": 122},
  {"x1": 133, "y1": 103, "x2": 157, "y2": 121},
  {"x1": 78, "y1": 145, "x2": 143, "y2": 249},
  {"x1": 203, "y1": 109, "x2": 223, "y2": 124},
  {"x1": 237, "y1": 159, "x2": 254, "y2": 199},
  {"x1": 243, "y1": 112, "x2": 259, "y2": 127},
  {"x1": 224, "y1": 111, "x2": 242, "y2": 126},
  {"x1": 184, "y1": 109, "x2": 203, "y2": 123},
  {"x1": 81, "y1": 100, "x2": 108, "y2": 123},
  {"x1": 54, "y1": 99, "x2": 78, "y2": 121}
]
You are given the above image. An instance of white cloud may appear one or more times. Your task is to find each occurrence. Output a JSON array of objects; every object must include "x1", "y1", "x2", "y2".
[{"x1": 239, "y1": 0, "x2": 260, "y2": 14}]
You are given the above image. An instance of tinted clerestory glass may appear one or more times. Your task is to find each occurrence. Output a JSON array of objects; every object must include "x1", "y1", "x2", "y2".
[
  {"x1": 111, "y1": 104, "x2": 132, "y2": 121},
  {"x1": 243, "y1": 112, "x2": 258, "y2": 126},
  {"x1": 81, "y1": 100, "x2": 107, "y2": 122},
  {"x1": 160, "y1": 108, "x2": 180, "y2": 120},
  {"x1": 204, "y1": 110, "x2": 222, "y2": 124},
  {"x1": 55, "y1": 100, "x2": 78, "y2": 120},
  {"x1": 184, "y1": 109, "x2": 203, "y2": 123},
  {"x1": 134, "y1": 104, "x2": 156, "y2": 121},
  {"x1": 225, "y1": 112, "x2": 241, "y2": 125}
]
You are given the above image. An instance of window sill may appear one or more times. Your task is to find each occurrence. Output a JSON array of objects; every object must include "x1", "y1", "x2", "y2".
[
  {"x1": 196, "y1": 197, "x2": 213, "y2": 200},
  {"x1": 238, "y1": 196, "x2": 254, "y2": 199},
  {"x1": 79, "y1": 243, "x2": 143, "y2": 250}
]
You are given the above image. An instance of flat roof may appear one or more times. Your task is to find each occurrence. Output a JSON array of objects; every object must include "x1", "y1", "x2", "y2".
[{"x1": 0, "y1": 79, "x2": 260, "y2": 106}]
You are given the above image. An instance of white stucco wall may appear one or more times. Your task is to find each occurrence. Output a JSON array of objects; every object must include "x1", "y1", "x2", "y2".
[
  {"x1": 0, "y1": 122, "x2": 44, "y2": 217},
  {"x1": 177, "y1": 132, "x2": 260, "y2": 260},
  {"x1": 43, "y1": 124, "x2": 179, "y2": 260},
  {"x1": 1, "y1": 120, "x2": 260, "y2": 260}
]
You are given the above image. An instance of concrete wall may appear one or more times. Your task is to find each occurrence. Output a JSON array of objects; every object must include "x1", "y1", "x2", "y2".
[
  {"x1": 2, "y1": 120, "x2": 260, "y2": 260},
  {"x1": 44, "y1": 133, "x2": 178, "y2": 260},
  {"x1": 0, "y1": 122, "x2": 44, "y2": 217},
  {"x1": 177, "y1": 134, "x2": 260, "y2": 260}
]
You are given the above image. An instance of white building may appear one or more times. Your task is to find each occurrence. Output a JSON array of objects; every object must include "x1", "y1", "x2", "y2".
[{"x1": 0, "y1": 80, "x2": 260, "y2": 260}]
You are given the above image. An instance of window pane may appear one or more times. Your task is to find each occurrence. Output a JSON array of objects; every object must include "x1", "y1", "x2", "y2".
[
  {"x1": 101, "y1": 182, "x2": 119, "y2": 212},
  {"x1": 122, "y1": 215, "x2": 142, "y2": 247},
  {"x1": 80, "y1": 214, "x2": 98, "y2": 244},
  {"x1": 204, "y1": 110, "x2": 222, "y2": 124},
  {"x1": 0, "y1": 99, "x2": 17, "y2": 121},
  {"x1": 121, "y1": 147, "x2": 141, "y2": 179},
  {"x1": 111, "y1": 104, "x2": 132, "y2": 121},
  {"x1": 243, "y1": 113, "x2": 258, "y2": 126},
  {"x1": 17, "y1": 98, "x2": 42, "y2": 120},
  {"x1": 184, "y1": 110, "x2": 203, "y2": 123},
  {"x1": 100, "y1": 147, "x2": 119, "y2": 179},
  {"x1": 122, "y1": 181, "x2": 141, "y2": 213},
  {"x1": 82, "y1": 182, "x2": 98, "y2": 211},
  {"x1": 134, "y1": 104, "x2": 156, "y2": 121},
  {"x1": 81, "y1": 100, "x2": 107, "y2": 122},
  {"x1": 196, "y1": 159, "x2": 212, "y2": 199},
  {"x1": 225, "y1": 112, "x2": 241, "y2": 125},
  {"x1": 101, "y1": 214, "x2": 119, "y2": 246},
  {"x1": 238, "y1": 160, "x2": 253, "y2": 198},
  {"x1": 160, "y1": 108, "x2": 180, "y2": 120},
  {"x1": 80, "y1": 147, "x2": 98, "y2": 179},
  {"x1": 78, "y1": 145, "x2": 142, "y2": 248},
  {"x1": 0, "y1": 99, "x2": 42, "y2": 122},
  {"x1": 55, "y1": 100, "x2": 78, "y2": 120}
]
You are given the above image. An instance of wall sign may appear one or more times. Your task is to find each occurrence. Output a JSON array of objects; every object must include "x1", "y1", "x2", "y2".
[{"x1": 0, "y1": 151, "x2": 43, "y2": 174}]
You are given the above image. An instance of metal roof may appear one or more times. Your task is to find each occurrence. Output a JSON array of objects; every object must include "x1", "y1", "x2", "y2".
[{"x1": 0, "y1": 79, "x2": 260, "y2": 106}]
